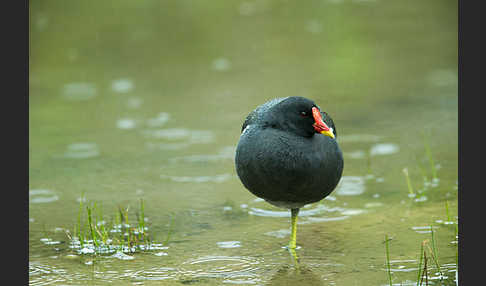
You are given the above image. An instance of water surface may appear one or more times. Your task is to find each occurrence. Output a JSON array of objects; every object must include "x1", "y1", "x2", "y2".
[{"x1": 30, "y1": 0, "x2": 457, "y2": 285}]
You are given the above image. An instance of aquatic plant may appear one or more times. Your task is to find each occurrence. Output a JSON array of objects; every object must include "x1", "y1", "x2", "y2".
[
  {"x1": 429, "y1": 226, "x2": 442, "y2": 277},
  {"x1": 402, "y1": 168, "x2": 415, "y2": 197},
  {"x1": 66, "y1": 198, "x2": 169, "y2": 256},
  {"x1": 416, "y1": 240, "x2": 425, "y2": 285},
  {"x1": 419, "y1": 245, "x2": 429, "y2": 286},
  {"x1": 402, "y1": 166, "x2": 431, "y2": 203},
  {"x1": 444, "y1": 200, "x2": 458, "y2": 238},
  {"x1": 444, "y1": 200, "x2": 459, "y2": 270},
  {"x1": 385, "y1": 227, "x2": 451, "y2": 286},
  {"x1": 384, "y1": 234, "x2": 393, "y2": 286},
  {"x1": 412, "y1": 131, "x2": 441, "y2": 194},
  {"x1": 416, "y1": 236, "x2": 444, "y2": 286}
]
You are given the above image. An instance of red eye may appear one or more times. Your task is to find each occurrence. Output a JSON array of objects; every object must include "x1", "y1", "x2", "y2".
[{"x1": 300, "y1": 111, "x2": 308, "y2": 117}]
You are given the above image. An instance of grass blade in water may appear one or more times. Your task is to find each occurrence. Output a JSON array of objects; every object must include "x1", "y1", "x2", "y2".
[
  {"x1": 416, "y1": 241, "x2": 425, "y2": 286},
  {"x1": 429, "y1": 226, "x2": 443, "y2": 277},
  {"x1": 384, "y1": 235, "x2": 393, "y2": 286}
]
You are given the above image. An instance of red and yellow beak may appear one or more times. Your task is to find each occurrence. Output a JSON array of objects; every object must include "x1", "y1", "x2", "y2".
[{"x1": 312, "y1": 107, "x2": 335, "y2": 139}]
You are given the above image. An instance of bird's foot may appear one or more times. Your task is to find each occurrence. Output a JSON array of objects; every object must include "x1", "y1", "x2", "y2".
[{"x1": 286, "y1": 246, "x2": 300, "y2": 268}]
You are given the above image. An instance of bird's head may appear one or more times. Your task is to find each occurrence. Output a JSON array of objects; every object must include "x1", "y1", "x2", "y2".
[{"x1": 264, "y1": 96, "x2": 337, "y2": 139}]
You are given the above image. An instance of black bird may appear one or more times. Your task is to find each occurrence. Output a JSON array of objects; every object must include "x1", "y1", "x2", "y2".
[{"x1": 235, "y1": 96, "x2": 343, "y2": 250}]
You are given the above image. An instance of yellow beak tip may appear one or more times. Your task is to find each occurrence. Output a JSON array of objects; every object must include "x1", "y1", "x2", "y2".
[{"x1": 320, "y1": 130, "x2": 335, "y2": 139}]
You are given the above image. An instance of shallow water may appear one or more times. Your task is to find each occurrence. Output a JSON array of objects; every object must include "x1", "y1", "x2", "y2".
[{"x1": 30, "y1": 0, "x2": 457, "y2": 285}]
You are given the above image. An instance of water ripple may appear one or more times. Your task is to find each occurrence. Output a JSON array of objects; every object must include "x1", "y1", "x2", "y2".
[
  {"x1": 370, "y1": 143, "x2": 400, "y2": 156},
  {"x1": 211, "y1": 58, "x2": 231, "y2": 71},
  {"x1": 61, "y1": 82, "x2": 97, "y2": 101},
  {"x1": 144, "y1": 128, "x2": 215, "y2": 150},
  {"x1": 63, "y1": 143, "x2": 100, "y2": 159},
  {"x1": 146, "y1": 112, "x2": 170, "y2": 127},
  {"x1": 29, "y1": 262, "x2": 67, "y2": 286},
  {"x1": 179, "y1": 255, "x2": 262, "y2": 283},
  {"x1": 335, "y1": 176, "x2": 365, "y2": 196},
  {"x1": 161, "y1": 173, "x2": 232, "y2": 183},
  {"x1": 248, "y1": 204, "x2": 331, "y2": 217},
  {"x1": 129, "y1": 267, "x2": 178, "y2": 281},
  {"x1": 111, "y1": 78, "x2": 134, "y2": 94},
  {"x1": 116, "y1": 118, "x2": 137, "y2": 130},
  {"x1": 29, "y1": 189, "x2": 59, "y2": 204},
  {"x1": 169, "y1": 146, "x2": 236, "y2": 163},
  {"x1": 216, "y1": 241, "x2": 242, "y2": 248}
]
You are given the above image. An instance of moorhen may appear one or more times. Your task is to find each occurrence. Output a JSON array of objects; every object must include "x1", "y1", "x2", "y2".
[{"x1": 235, "y1": 96, "x2": 343, "y2": 251}]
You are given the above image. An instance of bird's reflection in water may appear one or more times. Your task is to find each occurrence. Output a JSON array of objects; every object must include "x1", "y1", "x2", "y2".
[{"x1": 266, "y1": 263, "x2": 325, "y2": 286}]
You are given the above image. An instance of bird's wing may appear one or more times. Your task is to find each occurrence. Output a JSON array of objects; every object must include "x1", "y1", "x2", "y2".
[
  {"x1": 241, "y1": 110, "x2": 257, "y2": 133},
  {"x1": 241, "y1": 97, "x2": 289, "y2": 133}
]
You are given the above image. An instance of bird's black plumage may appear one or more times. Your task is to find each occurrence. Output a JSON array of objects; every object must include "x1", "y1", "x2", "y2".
[{"x1": 235, "y1": 96, "x2": 343, "y2": 209}]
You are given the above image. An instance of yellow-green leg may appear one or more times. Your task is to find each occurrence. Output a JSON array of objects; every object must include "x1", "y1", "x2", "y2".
[
  {"x1": 289, "y1": 208, "x2": 300, "y2": 249},
  {"x1": 288, "y1": 208, "x2": 300, "y2": 264}
]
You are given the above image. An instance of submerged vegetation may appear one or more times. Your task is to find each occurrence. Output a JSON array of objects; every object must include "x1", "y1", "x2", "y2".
[
  {"x1": 385, "y1": 172, "x2": 457, "y2": 284},
  {"x1": 62, "y1": 198, "x2": 171, "y2": 256},
  {"x1": 403, "y1": 133, "x2": 445, "y2": 203},
  {"x1": 402, "y1": 167, "x2": 415, "y2": 197},
  {"x1": 384, "y1": 234, "x2": 393, "y2": 286},
  {"x1": 421, "y1": 132, "x2": 438, "y2": 182},
  {"x1": 385, "y1": 139, "x2": 458, "y2": 285},
  {"x1": 384, "y1": 226, "x2": 454, "y2": 286}
]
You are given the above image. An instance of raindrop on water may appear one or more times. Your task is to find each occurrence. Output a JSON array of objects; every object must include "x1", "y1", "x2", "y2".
[
  {"x1": 216, "y1": 241, "x2": 241, "y2": 248},
  {"x1": 29, "y1": 189, "x2": 59, "y2": 204},
  {"x1": 117, "y1": 118, "x2": 137, "y2": 130},
  {"x1": 306, "y1": 19, "x2": 323, "y2": 34},
  {"x1": 62, "y1": 82, "x2": 97, "y2": 101},
  {"x1": 111, "y1": 251, "x2": 135, "y2": 260},
  {"x1": 265, "y1": 229, "x2": 291, "y2": 238},
  {"x1": 111, "y1": 78, "x2": 134, "y2": 94},
  {"x1": 126, "y1": 97, "x2": 144, "y2": 109},
  {"x1": 369, "y1": 143, "x2": 399, "y2": 156},
  {"x1": 211, "y1": 58, "x2": 231, "y2": 71},
  {"x1": 146, "y1": 112, "x2": 170, "y2": 127},
  {"x1": 63, "y1": 143, "x2": 100, "y2": 159}
]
